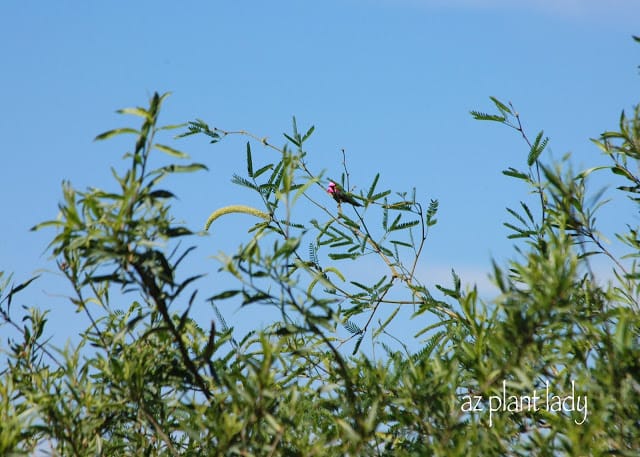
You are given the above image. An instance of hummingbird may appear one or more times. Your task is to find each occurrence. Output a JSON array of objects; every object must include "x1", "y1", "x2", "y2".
[{"x1": 327, "y1": 181, "x2": 362, "y2": 207}]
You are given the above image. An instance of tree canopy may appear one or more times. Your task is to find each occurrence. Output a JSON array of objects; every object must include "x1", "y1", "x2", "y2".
[{"x1": 2, "y1": 49, "x2": 640, "y2": 456}]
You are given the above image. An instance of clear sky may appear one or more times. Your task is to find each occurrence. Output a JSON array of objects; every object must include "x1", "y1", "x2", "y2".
[{"x1": 2, "y1": 1, "x2": 639, "y2": 347}]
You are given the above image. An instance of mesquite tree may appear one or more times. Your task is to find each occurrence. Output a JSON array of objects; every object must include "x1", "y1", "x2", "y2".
[{"x1": 2, "y1": 55, "x2": 640, "y2": 455}]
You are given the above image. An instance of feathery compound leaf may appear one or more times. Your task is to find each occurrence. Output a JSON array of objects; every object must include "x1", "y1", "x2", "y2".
[
  {"x1": 253, "y1": 163, "x2": 274, "y2": 179},
  {"x1": 283, "y1": 133, "x2": 299, "y2": 147},
  {"x1": 506, "y1": 207, "x2": 529, "y2": 226},
  {"x1": 426, "y1": 199, "x2": 439, "y2": 226},
  {"x1": 527, "y1": 130, "x2": 548, "y2": 166},
  {"x1": 388, "y1": 213, "x2": 402, "y2": 232},
  {"x1": 489, "y1": 96, "x2": 512, "y2": 115},
  {"x1": 385, "y1": 201, "x2": 413, "y2": 211},
  {"x1": 389, "y1": 213, "x2": 419, "y2": 232},
  {"x1": 308, "y1": 243, "x2": 319, "y2": 265},
  {"x1": 268, "y1": 161, "x2": 284, "y2": 189},
  {"x1": 302, "y1": 125, "x2": 315, "y2": 142},
  {"x1": 503, "y1": 222, "x2": 534, "y2": 238},
  {"x1": 328, "y1": 252, "x2": 358, "y2": 260},
  {"x1": 246, "y1": 142, "x2": 253, "y2": 177},
  {"x1": 391, "y1": 220, "x2": 420, "y2": 232},
  {"x1": 367, "y1": 173, "x2": 380, "y2": 200},
  {"x1": 502, "y1": 167, "x2": 529, "y2": 181},
  {"x1": 470, "y1": 111, "x2": 506, "y2": 122},
  {"x1": 390, "y1": 239, "x2": 413, "y2": 248},
  {"x1": 213, "y1": 304, "x2": 230, "y2": 333},
  {"x1": 371, "y1": 189, "x2": 391, "y2": 201},
  {"x1": 344, "y1": 320, "x2": 363, "y2": 335},
  {"x1": 352, "y1": 334, "x2": 364, "y2": 355},
  {"x1": 412, "y1": 331, "x2": 445, "y2": 360},
  {"x1": 382, "y1": 202, "x2": 389, "y2": 230},
  {"x1": 520, "y1": 201, "x2": 535, "y2": 224},
  {"x1": 231, "y1": 174, "x2": 258, "y2": 191},
  {"x1": 177, "y1": 119, "x2": 222, "y2": 143}
]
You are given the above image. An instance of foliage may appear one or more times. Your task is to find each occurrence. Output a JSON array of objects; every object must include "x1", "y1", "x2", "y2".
[{"x1": 2, "y1": 59, "x2": 640, "y2": 455}]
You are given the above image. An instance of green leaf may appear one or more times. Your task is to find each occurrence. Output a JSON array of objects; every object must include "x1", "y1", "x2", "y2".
[
  {"x1": 600, "y1": 130, "x2": 625, "y2": 140},
  {"x1": 149, "y1": 189, "x2": 175, "y2": 199},
  {"x1": 293, "y1": 177, "x2": 319, "y2": 204},
  {"x1": 275, "y1": 238, "x2": 301, "y2": 258},
  {"x1": 94, "y1": 127, "x2": 139, "y2": 141},
  {"x1": 7, "y1": 275, "x2": 40, "y2": 307},
  {"x1": 117, "y1": 106, "x2": 152, "y2": 119},
  {"x1": 30, "y1": 220, "x2": 64, "y2": 231},
  {"x1": 242, "y1": 291, "x2": 272, "y2": 306},
  {"x1": 339, "y1": 214, "x2": 360, "y2": 229},
  {"x1": 575, "y1": 166, "x2": 608, "y2": 179},
  {"x1": 413, "y1": 319, "x2": 452, "y2": 338},
  {"x1": 160, "y1": 163, "x2": 208, "y2": 173},
  {"x1": 350, "y1": 281, "x2": 372, "y2": 292},
  {"x1": 611, "y1": 165, "x2": 636, "y2": 181},
  {"x1": 208, "y1": 290, "x2": 242, "y2": 300},
  {"x1": 165, "y1": 227, "x2": 193, "y2": 237},
  {"x1": 158, "y1": 123, "x2": 186, "y2": 131},
  {"x1": 323, "y1": 266, "x2": 345, "y2": 282},
  {"x1": 154, "y1": 143, "x2": 188, "y2": 158},
  {"x1": 373, "y1": 306, "x2": 400, "y2": 339}
]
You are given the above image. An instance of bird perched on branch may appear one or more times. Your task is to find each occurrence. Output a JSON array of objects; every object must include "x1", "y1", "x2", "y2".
[{"x1": 327, "y1": 181, "x2": 362, "y2": 207}]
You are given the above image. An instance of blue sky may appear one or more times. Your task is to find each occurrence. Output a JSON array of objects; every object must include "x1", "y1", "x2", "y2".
[{"x1": 1, "y1": 1, "x2": 639, "y2": 348}]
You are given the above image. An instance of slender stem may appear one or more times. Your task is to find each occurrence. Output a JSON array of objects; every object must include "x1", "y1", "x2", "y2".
[{"x1": 509, "y1": 103, "x2": 547, "y2": 227}]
